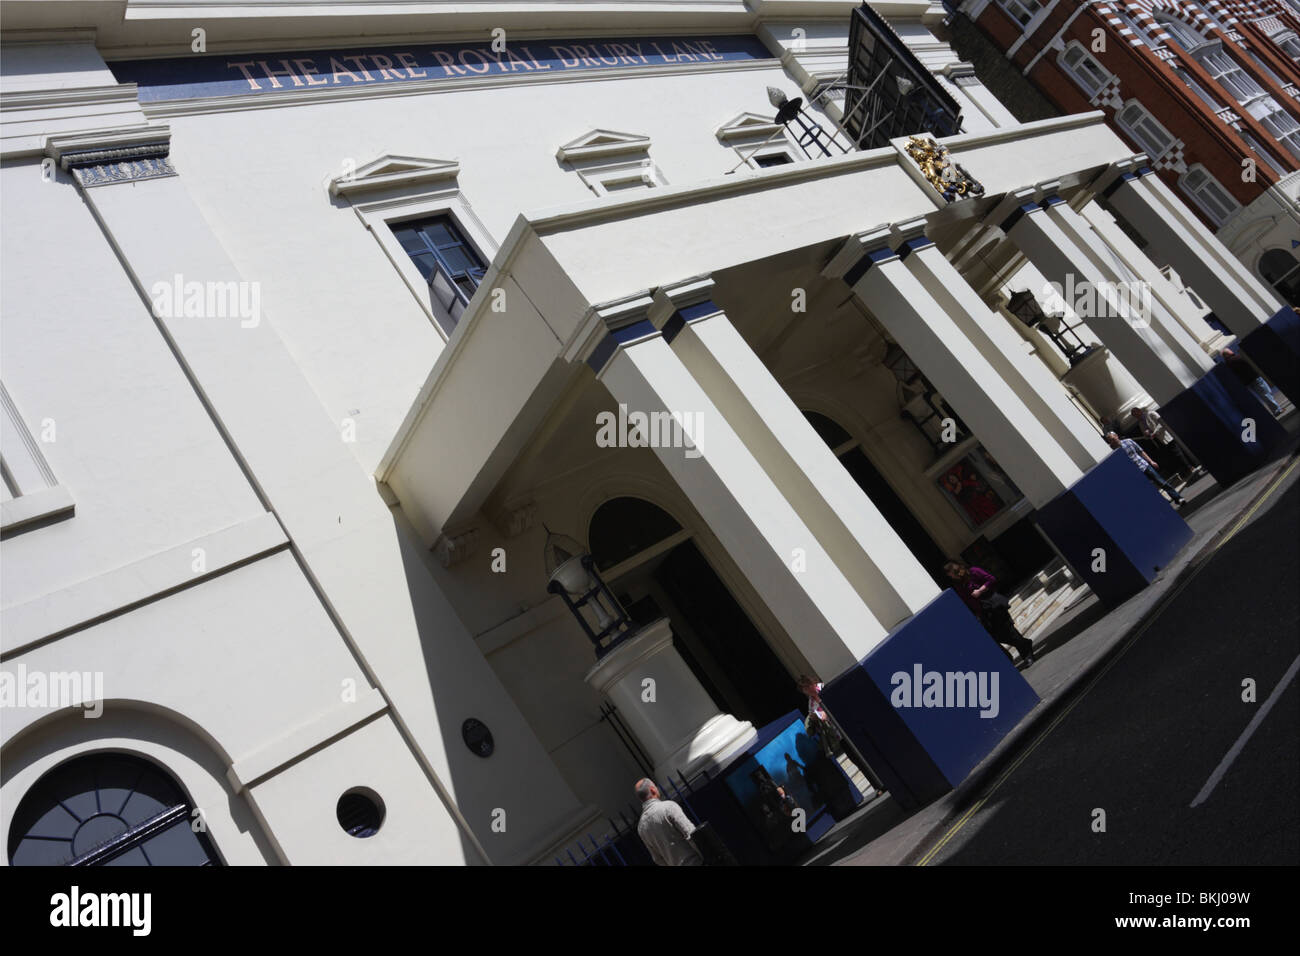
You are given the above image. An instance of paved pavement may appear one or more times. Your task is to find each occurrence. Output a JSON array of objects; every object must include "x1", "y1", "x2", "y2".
[{"x1": 802, "y1": 431, "x2": 1300, "y2": 867}]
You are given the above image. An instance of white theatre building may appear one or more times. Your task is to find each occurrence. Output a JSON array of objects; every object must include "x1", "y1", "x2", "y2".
[{"x1": 2, "y1": 0, "x2": 1296, "y2": 866}]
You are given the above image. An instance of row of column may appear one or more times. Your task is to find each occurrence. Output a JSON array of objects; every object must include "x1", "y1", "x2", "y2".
[{"x1": 580, "y1": 160, "x2": 1292, "y2": 681}]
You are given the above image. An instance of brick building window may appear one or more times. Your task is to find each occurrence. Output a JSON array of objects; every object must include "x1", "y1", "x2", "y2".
[
  {"x1": 1258, "y1": 107, "x2": 1300, "y2": 161},
  {"x1": 1178, "y1": 165, "x2": 1241, "y2": 226},
  {"x1": 1199, "y1": 49, "x2": 1265, "y2": 104},
  {"x1": 1116, "y1": 101, "x2": 1175, "y2": 160},
  {"x1": 1059, "y1": 43, "x2": 1111, "y2": 98},
  {"x1": 995, "y1": 0, "x2": 1042, "y2": 27}
]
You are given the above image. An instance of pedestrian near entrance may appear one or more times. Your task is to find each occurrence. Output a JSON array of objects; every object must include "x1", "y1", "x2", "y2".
[
  {"x1": 634, "y1": 779, "x2": 703, "y2": 866},
  {"x1": 1220, "y1": 347, "x2": 1283, "y2": 417},
  {"x1": 1130, "y1": 406, "x2": 1200, "y2": 478},
  {"x1": 1106, "y1": 431, "x2": 1186, "y2": 507},
  {"x1": 944, "y1": 561, "x2": 1035, "y2": 666}
]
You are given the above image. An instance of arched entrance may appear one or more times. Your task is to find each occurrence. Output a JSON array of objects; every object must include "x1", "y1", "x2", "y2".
[
  {"x1": 589, "y1": 497, "x2": 804, "y2": 729},
  {"x1": 8, "y1": 751, "x2": 222, "y2": 866},
  {"x1": 1259, "y1": 248, "x2": 1300, "y2": 306},
  {"x1": 802, "y1": 410, "x2": 951, "y2": 588}
]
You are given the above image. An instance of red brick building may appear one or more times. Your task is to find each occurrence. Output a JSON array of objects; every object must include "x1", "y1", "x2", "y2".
[{"x1": 951, "y1": 0, "x2": 1300, "y2": 304}]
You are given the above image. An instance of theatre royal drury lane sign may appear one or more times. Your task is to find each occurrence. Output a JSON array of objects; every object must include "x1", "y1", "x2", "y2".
[{"x1": 109, "y1": 35, "x2": 774, "y2": 102}]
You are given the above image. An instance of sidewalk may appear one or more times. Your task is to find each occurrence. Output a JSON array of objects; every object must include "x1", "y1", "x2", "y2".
[{"x1": 801, "y1": 425, "x2": 1300, "y2": 867}]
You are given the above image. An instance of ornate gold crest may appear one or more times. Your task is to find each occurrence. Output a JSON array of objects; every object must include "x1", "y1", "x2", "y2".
[{"x1": 904, "y1": 135, "x2": 985, "y2": 202}]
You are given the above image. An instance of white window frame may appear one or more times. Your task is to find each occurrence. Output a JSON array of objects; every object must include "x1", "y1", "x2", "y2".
[
  {"x1": 1178, "y1": 164, "x2": 1241, "y2": 227},
  {"x1": 555, "y1": 130, "x2": 667, "y2": 197},
  {"x1": 715, "y1": 111, "x2": 801, "y2": 172},
  {"x1": 995, "y1": 0, "x2": 1042, "y2": 28},
  {"x1": 329, "y1": 156, "x2": 498, "y2": 343},
  {"x1": 1198, "y1": 48, "x2": 1266, "y2": 104},
  {"x1": 1257, "y1": 105, "x2": 1300, "y2": 161},
  {"x1": 1116, "y1": 99, "x2": 1176, "y2": 159},
  {"x1": 1058, "y1": 41, "x2": 1112, "y2": 98},
  {"x1": 1, "y1": 381, "x2": 74, "y2": 534}
]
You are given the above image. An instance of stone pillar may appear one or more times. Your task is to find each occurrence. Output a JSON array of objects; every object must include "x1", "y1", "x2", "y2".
[
  {"x1": 1042, "y1": 197, "x2": 1214, "y2": 380},
  {"x1": 1080, "y1": 203, "x2": 1226, "y2": 359},
  {"x1": 1001, "y1": 198, "x2": 1198, "y2": 405},
  {"x1": 829, "y1": 228, "x2": 1193, "y2": 612},
  {"x1": 584, "y1": 618, "x2": 755, "y2": 783},
  {"x1": 581, "y1": 285, "x2": 1037, "y2": 811},
  {"x1": 1006, "y1": 191, "x2": 1287, "y2": 486},
  {"x1": 827, "y1": 229, "x2": 1086, "y2": 507},
  {"x1": 898, "y1": 229, "x2": 1109, "y2": 473},
  {"x1": 582, "y1": 304, "x2": 887, "y2": 680},
  {"x1": 1102, "y1": 166, "x2": 1299, "y2": 405},
  {"x1": 649, "y1": 281, "x2": 939, "y2": 629}
]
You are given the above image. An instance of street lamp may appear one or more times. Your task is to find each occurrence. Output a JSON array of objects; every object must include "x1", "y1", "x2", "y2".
[
  {"x1": 767, "y1": 86, "x2": 845, "y2": 159},
  {"x1": 1006, "y1": 290, "x2": 1098, "y2": 366},
  {"x1": 544, "y1": 527, "x2": 633, "y2": 656}
]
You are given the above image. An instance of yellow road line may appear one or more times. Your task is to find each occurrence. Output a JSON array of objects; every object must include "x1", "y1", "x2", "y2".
[{"x1": 916, "y1": 456, "x2": 1300, "y2": 866}]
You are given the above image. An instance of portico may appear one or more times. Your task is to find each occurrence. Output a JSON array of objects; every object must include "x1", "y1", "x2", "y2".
[{"x1": 380, "y1": 110, "x2": 1274, "y2": 812}]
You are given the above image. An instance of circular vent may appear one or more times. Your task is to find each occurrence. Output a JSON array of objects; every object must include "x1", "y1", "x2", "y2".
[{"x1": 336, "y1": 789, "x2": 384, "y2": 838}]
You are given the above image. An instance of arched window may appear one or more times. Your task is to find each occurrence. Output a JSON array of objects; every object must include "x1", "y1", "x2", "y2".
[
  {"x1": 8, "y1": 752, "x2": 222, "y2": 866},
  {"x1": 588, "y1": 497, "x2": 682, "y2": 572},
  {"x1": 1259, "y1": 248, "x2": 1300, "y2": 306}
]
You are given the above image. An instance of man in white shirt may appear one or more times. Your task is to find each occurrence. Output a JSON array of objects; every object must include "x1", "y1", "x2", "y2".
[
  {"x1": 1130, "y1": 406, "x2": 1199, "y2": 478},
  {"x1": 634, "y1": 779, "x2": 703, "y2": 866}
]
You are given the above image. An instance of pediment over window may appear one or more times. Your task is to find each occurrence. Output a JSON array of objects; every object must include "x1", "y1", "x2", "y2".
[
  {"x1": 715, "y1": 112, "x2": 782, "y2": 142},
  {"x1": 329, "y1": 154, "x2": 461, "y2": 198},
  {"x1": 556, "y1": 129, "x2": 652, "y2": 163}
]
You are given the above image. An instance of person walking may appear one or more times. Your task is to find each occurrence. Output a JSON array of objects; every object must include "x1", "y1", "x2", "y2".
[
  {"x1": 944, "y1": 561, "x2": 1035, "y2": 666},
  {"x1": 1220, "y1": 347, "x2": 1283, "y2": 417},
  {"x1": 1130, "y1": 406, "x2": 1200, "y2": 479},
  {"x1": 634, "y1": 779, "x2": 703, "y2": 866},
  {"x1": 1106, "y1": 431, "x2": 1185, "y2": 507}
]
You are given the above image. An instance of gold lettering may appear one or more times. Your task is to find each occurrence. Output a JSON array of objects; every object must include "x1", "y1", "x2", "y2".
[
  {"x1": 458, "y1": 49, "x2": 492, "y2": 74},
  {"x1": 257, "y1": 59, "x2": 304, "y2": 88},
  {"x1": 651, "y1": 42, "x2": 675, "y2": 62},
  {"x1": 395, "y1": 52, "x2": 428, "y2": 78},
  {"x1": 698, "y1": 40, "x2": 723, "y2": 60},
  {"x1": 293, "y1": 58, "x2": 329, "y2": 85},
  {"x1": 368, "y1": 53, "x2": 403, "y2": 80},
  {"x1": 328, "y1": 57, "x2": 365, "y2": 84},
  {"x1": 340, "y1": 55, "x2": 376, "y2": 81},
  {"x1": 519, "y1": 46, "x2": 551, "y2": 70},
  {"x1": 228, "y1": 60, "x2": 263, "y2": 90},
  {"x1": 670, "y1": 43, "x2": 697, "y2": 62},
  {"x1": 431, "y1": 50, "x2": 466, "y2": 76},
  {"x1": 550, "y1": 45, "x2": 581, "y2": 68}
]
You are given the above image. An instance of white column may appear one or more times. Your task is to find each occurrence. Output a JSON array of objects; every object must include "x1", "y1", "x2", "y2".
[
  {"x1": 1104, "y1": 170, "x2": 1281, "y2": 334},
  {"x1": 1046, "y1": 200, "x2": 1214, "y2": 378},
  {"x1": 652, "y1": 286, "x2": 939, "y2": 632},
  {"x1": 827, "y1": 233, "x2": 1085, "y2": 508},
  {"x1": 1081, "y1": 203, "x2": 1225, "y2": 358},
  {"x1": 1004, "y1": 202, "x2": 1197, "y2": 404},
  {"x1": 594, "y1": 331, "x2": 888, "y2": 678},
  {"x1": 584, "y1": 618, "x2": 755, "y2": 782},
  {"x1": 900, "y1": 238, "x2": 1109, "y2": 472}
]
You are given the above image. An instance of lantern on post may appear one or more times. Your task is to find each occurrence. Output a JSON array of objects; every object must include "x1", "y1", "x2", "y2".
[
  {"x1": 544, "y1": 527, "x2": 633, "y2": 655},
  {"x1": 1006, "y1": 290, "x2": 1097, "y2": 366}
]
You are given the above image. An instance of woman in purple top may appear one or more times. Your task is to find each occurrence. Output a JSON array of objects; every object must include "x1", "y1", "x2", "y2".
[{"x1": 944, "y1": 561, "x2": 1035, "y2": 667}]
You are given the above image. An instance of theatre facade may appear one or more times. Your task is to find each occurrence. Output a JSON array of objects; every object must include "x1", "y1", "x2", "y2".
[{"x1": 2, "y1": 0, "x2": 1296, "y2": 865}]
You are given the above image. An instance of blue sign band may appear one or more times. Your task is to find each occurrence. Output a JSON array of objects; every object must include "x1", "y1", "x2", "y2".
[{"x1": 109, "y1": 35, "x2": 774, "y2": 102}]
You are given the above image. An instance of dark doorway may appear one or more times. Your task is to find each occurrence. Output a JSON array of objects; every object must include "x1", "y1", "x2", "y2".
[
  {"x1": 590, "y1": 498, "x2": 804, "y2": 729},
  {"x1": 804, "y1": 411, "x2": 951, "y2": 588}
]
